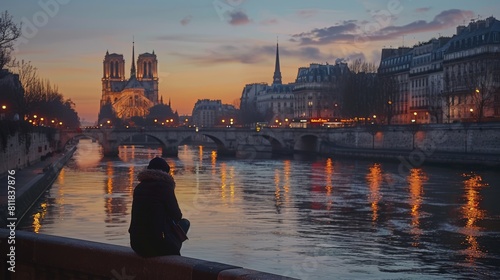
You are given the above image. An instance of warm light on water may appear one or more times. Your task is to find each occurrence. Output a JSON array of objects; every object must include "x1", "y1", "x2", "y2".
[{"x1": 20, "y1": 139, "x2": 500, "y2": 279}]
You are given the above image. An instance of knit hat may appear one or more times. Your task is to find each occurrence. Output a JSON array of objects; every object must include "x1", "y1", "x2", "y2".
[{"x1": 147, "y1": 157, "x2": 170, "y2": 173}]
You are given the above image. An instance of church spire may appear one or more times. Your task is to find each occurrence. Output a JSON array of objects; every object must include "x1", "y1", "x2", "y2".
[
  {"x1": 130, "y1": 39, "x2": 136, "y2": 78},
  {"x1": 272, "y1": 39, "x2": 282, "y2": 85}
]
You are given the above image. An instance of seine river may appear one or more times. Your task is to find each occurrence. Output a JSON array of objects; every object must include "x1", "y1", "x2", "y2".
[{"x1": 19, "y1": 139, "x2": 500, "y2": 279}]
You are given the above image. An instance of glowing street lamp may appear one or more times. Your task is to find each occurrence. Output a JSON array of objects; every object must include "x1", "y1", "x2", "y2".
[{"x1": 1, "y1": 105, "x2": 6, "y2": 110}]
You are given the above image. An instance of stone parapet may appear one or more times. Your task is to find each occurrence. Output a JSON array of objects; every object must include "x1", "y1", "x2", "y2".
[{"x1": 0, "y1": 229, "x2": 297, "y2": 280}]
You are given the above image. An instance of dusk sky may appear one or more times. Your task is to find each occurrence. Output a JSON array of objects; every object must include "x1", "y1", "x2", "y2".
[{"x1": 3, "y1": 0, "x2": 500, "y2": 124}]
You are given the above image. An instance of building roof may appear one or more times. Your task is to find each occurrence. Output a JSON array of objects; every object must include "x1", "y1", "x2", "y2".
[{"x1": 446, "y1": 16, "x2": 500, "y2": 54}]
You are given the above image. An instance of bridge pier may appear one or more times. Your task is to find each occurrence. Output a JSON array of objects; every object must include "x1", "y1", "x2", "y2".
[
  {"x1": 162, "y1": 145, "x2": 178, "y2": 157},
  {"x1": 217, "y1": 146, "x2": 237, "y2": 157},
  {"x1": 101, "y1": 142, "x2": 120, "y2": 157}
]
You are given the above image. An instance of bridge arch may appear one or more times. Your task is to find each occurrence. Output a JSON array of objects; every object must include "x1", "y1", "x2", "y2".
[
  {"x1": 60, "y1": 133, "x2": 101, "y2": 151},
  {"x1": 200, "y1": 133, "x2": 235, "y2": 156},
  {"x1": 294, "y1": 134, "x2": 321, "y2": 154},
  {"x1": 117, "y1": 133, "x2": 167, "y2": 148}
]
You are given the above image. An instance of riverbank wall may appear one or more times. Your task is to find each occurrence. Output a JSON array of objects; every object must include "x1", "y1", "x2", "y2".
[
  {"x1": 320, "y1": 122, "x2": 500, "y2": 168},
  {"x1": 0, "y1": 229, "x2": 297, "y2": 280},
  {"x1": 0, "y1": 124, "x2": 58, "y2": 176},
  {"x1": 0, "y1": 146, "x2": 75, "y2": 228}
]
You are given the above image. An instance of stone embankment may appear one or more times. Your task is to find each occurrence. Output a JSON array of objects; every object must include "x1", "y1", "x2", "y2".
[
  {"x1": 320, "y1": 122, "x2": 500, "y2": 168},
  {"x1": 0, "y1": 229, "x2": 297, "y2": 280},
  {"x1": 0, "y1": 146, "x2": 76, "y2": 228}
]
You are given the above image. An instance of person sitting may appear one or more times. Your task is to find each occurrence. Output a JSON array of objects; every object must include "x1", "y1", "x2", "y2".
[{"x1": 129, "y1": 157, "x2": 189, "y2": 257}]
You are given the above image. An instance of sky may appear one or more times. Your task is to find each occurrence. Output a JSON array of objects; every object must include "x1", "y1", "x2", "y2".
[{"x1": 3, "y1": 0, "x2": 500, "y2": 124}]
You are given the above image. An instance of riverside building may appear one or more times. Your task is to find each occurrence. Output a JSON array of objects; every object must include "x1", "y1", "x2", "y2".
[{"x1": 378, "y1": 16, "x2": 500, "y2": 124}]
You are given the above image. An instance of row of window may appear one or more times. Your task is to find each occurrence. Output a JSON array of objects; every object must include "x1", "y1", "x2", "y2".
[
  {"x1": 381, "y1": 54, "x2": 412, "y2": 67},
  {"x1": 451, "y1": 32, "x2": 499, "y2": 50}
]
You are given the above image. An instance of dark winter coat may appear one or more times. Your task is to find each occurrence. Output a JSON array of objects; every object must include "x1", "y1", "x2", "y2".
[{"x1": 128, "y1": 169, "x2": 183, "y2": 257}]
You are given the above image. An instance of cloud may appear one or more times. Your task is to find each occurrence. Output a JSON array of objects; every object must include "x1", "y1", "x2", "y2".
[
  {"x1": 291, "y1": 9, "x2": 474, "y2": 45},
  {"x1": 227, "y1": 10, "x2": 251, "y2": 25},
  {"x1": 296, "y1": 9, "x2": 319, "y2": 18},
  {"x1": 260, "y1": 18, "x2": 279, "y2": 25},
  {"x1": 415, "y1": 7, "x2": 431, "y2": 13},
  {"x1": 180, "y1": 15, "x2": 192, "y2": 26},
  {"x1": 171, "y1": 43, "x2": 347, "y2": 67}
]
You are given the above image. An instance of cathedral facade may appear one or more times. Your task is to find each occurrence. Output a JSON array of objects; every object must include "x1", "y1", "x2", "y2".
[{"x1": 99, "y1": 43, "x2": 159, "y2": 122}]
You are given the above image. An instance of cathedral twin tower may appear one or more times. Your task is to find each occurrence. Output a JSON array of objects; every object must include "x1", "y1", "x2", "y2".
[{"x1": 99, "y1": 42, "x2": 160, "y2": 122}]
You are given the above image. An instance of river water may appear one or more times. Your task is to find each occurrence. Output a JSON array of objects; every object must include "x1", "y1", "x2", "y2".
[{"x1": 19, "y1": 139, "x2": 500, "y2": 279}]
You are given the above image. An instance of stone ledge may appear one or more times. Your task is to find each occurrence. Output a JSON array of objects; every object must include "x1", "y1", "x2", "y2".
[{"x1": 0, "y1": 229, "x2": 297, "y2": 280}]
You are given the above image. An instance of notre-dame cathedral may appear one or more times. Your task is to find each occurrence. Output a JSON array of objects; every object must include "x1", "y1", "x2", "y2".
[{"x1": 99, "y1": 42, "x2": 159, "y2": 122}]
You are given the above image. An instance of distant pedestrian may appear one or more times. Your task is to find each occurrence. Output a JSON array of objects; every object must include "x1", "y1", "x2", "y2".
[{"x1": 129, "y1": 157, "x2": 189, "y2": 257}]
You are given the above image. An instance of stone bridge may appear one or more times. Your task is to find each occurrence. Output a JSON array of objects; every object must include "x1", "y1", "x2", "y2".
[
  {"x1": 58, "y1": 127, "x2": 327, "y2": 157},
  {"x1": 58, "y1": 123, "x2": 500, "y2": 164}
]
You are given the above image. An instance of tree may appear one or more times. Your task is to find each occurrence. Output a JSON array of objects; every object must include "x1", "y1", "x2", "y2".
[
  {"x1": 0, "y1": 70, "x2": 24, "y2": 118},
  {"x1": 0, "y1": 11, "x2": 21, "y2": 70},
  {"x1": 341, "y1": 59, "x2": 378, "y2": 122},
  {"x1": 377, "y1": 76, "x2": 398, "y2": 125},
  {"x1": 146, "y1": 103, "x2": 178, "y2": 126},
  {"x1": 464, "y1": 60, "x2": 500, "y2": 122},
  {"x1": 427, "y1": 78, "x2": 443, "y2": 123}
]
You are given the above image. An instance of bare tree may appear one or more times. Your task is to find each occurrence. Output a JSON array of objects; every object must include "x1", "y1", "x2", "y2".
[
  {"x1": 427, "y1": 79, "x2": 443, "y2": 123},
  {"x1": 377, "y1": 76, "x2": 398, "y2": 125},
  {"x1": 342, "y1": 59, "x2": 378, "y2": 122},
  {"x1": 464, "y1": 59, "x2": 500, "y2": 122},
  {"x1": 0, "y1": 11, "x2": 21, "y2": 70}
]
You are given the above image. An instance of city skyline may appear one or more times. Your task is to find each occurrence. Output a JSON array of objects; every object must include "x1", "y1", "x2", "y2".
[{"x1": 3, "y1": 0, "x2": 500, "y2": 124}]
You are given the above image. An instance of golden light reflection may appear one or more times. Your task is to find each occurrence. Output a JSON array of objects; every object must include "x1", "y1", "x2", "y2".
[
  {"x1": 461, "y1": 172, "x2": 488, "y2": 263},
  {"x1": 229, "y1": 166, "x2": 235, "y2": 202},
  {"x1": 220, "y1": 162, "x2": 227, "y2": 201},
  {"x1": 275, "y1": 168, "x2": 282, "y2": 211},
  {"x1": 325, "y1": 158, "x2": 334, "y2": 211},
  {"x1": 210, "y1": 151, "x2": 217, "y2": 174},
  {"x1": 128, "y1": 165, "x2": 135, "y2": 194},
  {"x1": 283, "y1": 160, "x2": 291, "y2": 203},
  {"x1": 74, "y1": 139, "x2": 102, "y2": 168},
  {"x1": 366, "y1": 163, "x2": 382, "y2": 223},
  {"x1": 198, "y1": 145, "x2": 204, "y2": 162},
  {"x1": 106, "y1": 161, "x2": 114, "y2": 195},
  {"x1": 407, "y1": 168, "x2": 428, "y2": 246},
  {"x1": 31, "y1": 202, "x2": 48, "y2": 233},
  {"x1": 58, "y1": 168, "x2": 65, "y2": 185}
]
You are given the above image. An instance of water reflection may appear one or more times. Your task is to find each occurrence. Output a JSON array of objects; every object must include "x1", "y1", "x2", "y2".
[
  {"x1": 461, "y1": 172, "x2": 488, "y2": 263},
  {"x1": 18, "y1": 139, "x2": 500, "y2": 279},
  {"x1": 366, "y1": 163, "x2": 382, "y2": 223},
  {"x1": 407, "y1": 168, "x2": 427, "y2": 246}
]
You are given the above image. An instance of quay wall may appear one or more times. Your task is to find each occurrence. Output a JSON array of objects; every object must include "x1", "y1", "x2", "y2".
[
  {"x1": 0, "y1": 146, "x2": 75, "y2": 228},
  {"x1": 0, "y1": 229, "x2": 297, "y2": 280},
  {"x1": 0, "y1": 128, "x2": 57, "y2": 176},
  {"x1": 320, "y1": 123, "x2": 500, "y2": 167}
]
